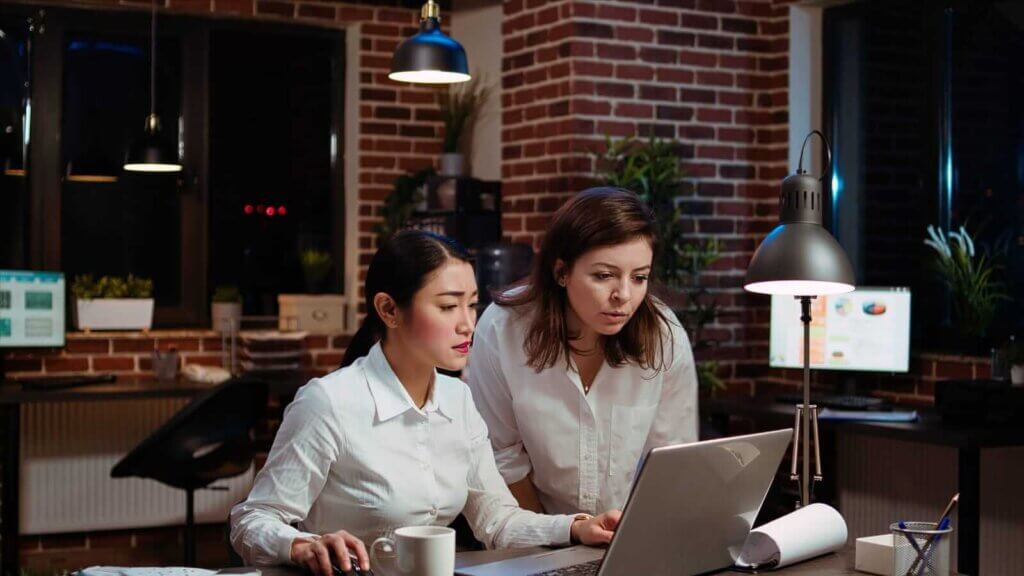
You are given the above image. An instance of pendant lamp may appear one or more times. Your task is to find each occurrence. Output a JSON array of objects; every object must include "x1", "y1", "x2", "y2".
[
  {"x1": 389, "y1": 0, "x2": 470, "y2": 85},
  {"x1": 124, "y1": 0, "x2": 181, "y2": 173}
]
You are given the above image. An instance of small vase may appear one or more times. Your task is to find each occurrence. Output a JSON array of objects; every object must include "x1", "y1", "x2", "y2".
[{"x1": 439, "y1": 153, "x2": 465, "y2": 177}]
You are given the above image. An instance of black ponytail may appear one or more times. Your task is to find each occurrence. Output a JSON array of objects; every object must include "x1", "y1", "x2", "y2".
[{"x1": 340, "y1": 230, "x2": 471, "y2": 368}]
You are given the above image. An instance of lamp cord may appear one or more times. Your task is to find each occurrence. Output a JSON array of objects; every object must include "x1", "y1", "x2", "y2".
[
  {"x1": 149, "y1": 0, "x2": 156, "y2": 118},
  {"x1": 797, "y1": 130, "x2": 832, "y2": 182}
]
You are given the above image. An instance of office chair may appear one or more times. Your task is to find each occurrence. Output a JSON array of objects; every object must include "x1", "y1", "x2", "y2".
[{"x1": 112, "y1": 376, "x2": 269, "y2": 566}]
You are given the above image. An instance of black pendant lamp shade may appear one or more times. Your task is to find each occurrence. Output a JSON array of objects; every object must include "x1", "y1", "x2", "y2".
[
  {"x1": 744, "y1": 131, "x2": 855, "y2": 296},
  {"x1": 124, "y1": 0, "x2": 182, "y2": 173},
  {"x1": 389, "y1": 0, "x2": 470, "y2": 84},
  {"x1": 124, "y1": 113, "x2": 181, "y2": 173}
]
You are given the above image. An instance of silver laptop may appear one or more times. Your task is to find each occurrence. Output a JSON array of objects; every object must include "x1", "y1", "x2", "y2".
[{"x1": 456, "y1": 428, "x2": 793, "y2": 576}]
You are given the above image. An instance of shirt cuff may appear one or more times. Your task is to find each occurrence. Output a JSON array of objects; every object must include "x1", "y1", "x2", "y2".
[
  {"x1": 280, "y1": 531, "x2": 321, "y2": 565},
  {"x1": 550, "y1": 514, "x2": 577, "y2": 547}
]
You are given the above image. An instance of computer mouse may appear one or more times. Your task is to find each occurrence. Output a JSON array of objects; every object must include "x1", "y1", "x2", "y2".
[{"x1": 332, "y1": 555, "x2": 374, "y2": 576}]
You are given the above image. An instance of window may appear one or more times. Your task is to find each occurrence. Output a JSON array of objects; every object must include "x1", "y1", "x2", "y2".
[
  {"x1": 825, "y1": 1, "x2": 1024, "y2": 348},
  {"x1": 0, "y1": 5, "x2": 345, "y2": 326}
]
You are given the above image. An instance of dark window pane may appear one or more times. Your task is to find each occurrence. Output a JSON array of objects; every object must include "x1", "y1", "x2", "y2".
[
  {"x1": 60, "y1": 32, "x2": 183, "y2": 307},
  {"x1": 0, "y1": 16, "x2": 29, "y2": 268},
  {"x1": 950, "y1": 2, "x2": 1024, "y2": 338},
  {"x1": 209, "y1": 29, "x2": 338, "y2": 314}
]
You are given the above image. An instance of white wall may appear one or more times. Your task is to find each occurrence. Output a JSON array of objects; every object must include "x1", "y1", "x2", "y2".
[{"x1": 451, "y1": 0, "x2": 503, "y2": 181}]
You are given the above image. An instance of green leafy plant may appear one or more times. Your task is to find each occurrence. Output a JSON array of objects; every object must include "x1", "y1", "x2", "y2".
[
  {"x1": 437, "y1": 75, "x2": 491, "y2": 154},
  {"x1": 71, "y1": 274, "x2": 153, "y2": 299},
  {"x1": 212, "y1": 284, "x2": 242, "y2": 303},
  {"x1": 593, "y1": 134, "x2": 724, "y2": 391},
  {"x1": 375, "y1": 167, "x2": 435, "y2": 241},
  {"x1": 924, "y1": 224, "x2": 1009, "y2": 342},
  {"x1": 299, "y1": 249, "x2": 333, "y2": 294}
]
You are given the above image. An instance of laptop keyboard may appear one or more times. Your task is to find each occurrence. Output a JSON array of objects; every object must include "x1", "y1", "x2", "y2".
[{"x1": 527, "y1": 559, "x2": 601, "y2": 576}]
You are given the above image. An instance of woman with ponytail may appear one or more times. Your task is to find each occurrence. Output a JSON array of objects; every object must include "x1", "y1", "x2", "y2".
[{"x1": 230, "y1": 230, "x2": 621, "y2": 576}]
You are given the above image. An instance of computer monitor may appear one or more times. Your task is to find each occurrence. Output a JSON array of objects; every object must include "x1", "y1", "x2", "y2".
[
  {"x1": 0, "y1": 270, "x2": 66, "y2": 349},
  {"x1": 769, "y1": 286, "x2": 911, "y2": 373}
]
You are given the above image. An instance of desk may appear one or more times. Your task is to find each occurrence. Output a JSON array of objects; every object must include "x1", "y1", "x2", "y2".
[
  {"x1": 252, "y1": 546, "x2": 878, "y2": 576},
  {"x1": 703, "y1": 397, "x2": 1024, "y2": 576},
  {"x1": 0, "y1": 377, "x2": 220, "y2": 576}
]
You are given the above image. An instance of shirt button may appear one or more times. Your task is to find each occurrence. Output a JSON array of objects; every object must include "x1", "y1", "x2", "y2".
[{"x1": 430, "y1": 507, "x2": 438, "y2": 516}]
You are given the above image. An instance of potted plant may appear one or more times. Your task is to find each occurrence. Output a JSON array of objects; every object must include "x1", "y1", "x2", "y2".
[
  {"x1": 437, "y1": 74, "x2": 491, "y2": 181},
  {"x1": 375, "y1": 167, "x2": 435, "y2": 241},
  {"x1": 593, "y1": 134, "x2": 725, "y2": 393},
  {"x1": 211, "y1": 285, "x2": 242, "y2": 333},
  {"x1": 72, "y1": 274, "x2": 154, "y2": 331},
  {"x1": 278, "y1": 249, "x2": 346, "y2": 335},
  {"x1": 1008, "y1": 339, "x2": 1024, "y2": 386},
  {"x1": 924, "y1": 224, "x2": 1009, "y2": 351}
]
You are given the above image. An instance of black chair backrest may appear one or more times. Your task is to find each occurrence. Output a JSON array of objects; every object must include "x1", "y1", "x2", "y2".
[{"x1": 112, "y1": 376, "x2": 268, "y2": 487}]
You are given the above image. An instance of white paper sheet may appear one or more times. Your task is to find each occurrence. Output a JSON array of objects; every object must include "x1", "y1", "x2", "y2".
[{"x1": 734, "y1": 503, "x2": 848, "y2": 569}]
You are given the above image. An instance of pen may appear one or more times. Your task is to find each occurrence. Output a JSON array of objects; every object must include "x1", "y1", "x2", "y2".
[
  {"x1": 908, "y1": 494, "x2": 958, "y2": 576},
  {"x1": 897, "y1": 521, "x2": 926, "y2": 576}
]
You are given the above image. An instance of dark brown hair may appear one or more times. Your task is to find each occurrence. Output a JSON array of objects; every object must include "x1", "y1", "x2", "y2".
[
  {"x1": 495, "y1": 187, "x2": 673, "y2": 372},
  {"x1": 341, "y1": 230, "x2": 471, "y2": 368}
]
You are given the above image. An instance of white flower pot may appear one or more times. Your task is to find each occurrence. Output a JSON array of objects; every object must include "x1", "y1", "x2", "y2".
[
  {"x1": 211, "y1": 301, "x2": 242, "y2": 333},
  {"x1": 1012, "y1": 364, "x2": 1024, "y2": 386},
  {"x1": 75, "y1": 298, "x2": 154, "y2": 331},
  {"x1": 439, "y1": 153, "x2": 465, "y2": 177}
]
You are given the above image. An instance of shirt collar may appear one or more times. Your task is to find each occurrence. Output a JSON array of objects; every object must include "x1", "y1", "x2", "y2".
[{"x1": 364, "y1": 342, "x2": 453, "y2": 423}]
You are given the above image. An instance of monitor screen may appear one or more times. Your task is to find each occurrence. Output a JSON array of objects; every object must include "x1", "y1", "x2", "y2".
[
  {"x1": 769, "y1": 287, "x2": 911, "y2": 373},
  {"x1": 0, "y1": 270, "x2": 66, "y2": 348}
]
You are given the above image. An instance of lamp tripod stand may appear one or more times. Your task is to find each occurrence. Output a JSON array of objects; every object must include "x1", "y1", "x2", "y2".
[{"x1": 790, "y1": 295, "x2": 823, "y2": 508}]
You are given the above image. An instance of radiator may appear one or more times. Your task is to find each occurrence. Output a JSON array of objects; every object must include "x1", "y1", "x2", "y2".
[
  {"x1": 837, "y1": 435, "x2": 1024, "y2": 575},
  {"x1": 20, "y1": 399, "x2": 254, "y2": 535}
]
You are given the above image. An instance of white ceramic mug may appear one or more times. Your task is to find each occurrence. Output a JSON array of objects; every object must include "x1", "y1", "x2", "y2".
[{"x1": 371, "y1": 526, "x2": 455, "y2": 576}]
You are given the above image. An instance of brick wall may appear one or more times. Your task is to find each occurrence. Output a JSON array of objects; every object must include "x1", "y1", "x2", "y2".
[
  {"x1": 498, "y1": 0, "x2": 790, "y2": 389},
  {"x1": 3, "y1": 329, "x2": 349, "y2": 378}
]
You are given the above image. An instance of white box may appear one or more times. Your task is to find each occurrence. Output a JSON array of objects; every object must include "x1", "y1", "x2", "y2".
[
  {"x1": 855, "y1": 533, "x2": 894, "y2": 576},
  {"x1": 277, "y1": 294, "x2": 347, "y2": 334}
]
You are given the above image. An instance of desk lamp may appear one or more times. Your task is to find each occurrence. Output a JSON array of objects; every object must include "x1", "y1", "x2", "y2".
[{"x1": 744, "y1": 130, "x2": 855, "y2": 508}]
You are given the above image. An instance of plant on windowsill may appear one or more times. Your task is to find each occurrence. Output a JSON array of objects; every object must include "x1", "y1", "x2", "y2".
[
  {"x1": 437, "y1": 74, "x2": 491, "y2": 181},
  {"x1": 592, "y1": 134, "x2": 725, "y2": 392},
  {"x1": 211, "y1": 284, "x2": 242, "y2": 333},
  {"x1": 277, "y1": 249, "x2": 346, "y2": 335},
  {"x1": 924, "y1": 224, "x2": 1009, "y2": 353},
  {"x1": 71, "y1": 274, "x2": 154, "y2": 332}
]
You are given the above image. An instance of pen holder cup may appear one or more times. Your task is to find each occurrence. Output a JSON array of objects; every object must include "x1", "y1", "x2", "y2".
[{"x1": 890, "y1": 522, "x2": 953, "y2": 576}]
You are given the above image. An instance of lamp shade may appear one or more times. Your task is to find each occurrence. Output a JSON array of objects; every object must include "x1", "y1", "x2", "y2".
[
  {"x1": 124, "y1": 114, "x2": 182, "y2": 173},
  {"x1": 389, "y1": 4, "x2": 469, "y2": 84},
  {"x1": 744, "y1": 170, "x2": 854, "y2": 296}
]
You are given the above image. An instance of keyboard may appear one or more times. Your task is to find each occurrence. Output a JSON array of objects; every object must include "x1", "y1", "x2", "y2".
[
  {"x1": 528, "y1": 560, "x2": 602, "y2": 576},
  {"x1": 19, "y1": 373, "x2": 117, "y2": 390},
  {"x1": 775, "y1": 393, "x2": 885, "y2": 410}
]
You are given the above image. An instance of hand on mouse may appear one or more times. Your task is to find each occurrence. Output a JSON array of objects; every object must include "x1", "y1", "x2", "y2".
[
  {"x1": 571, "y1": 509, "x2": 622, "y2": 546},
  {"x1": 291, "y1": 530, "x2": 369, "y2": 576}
]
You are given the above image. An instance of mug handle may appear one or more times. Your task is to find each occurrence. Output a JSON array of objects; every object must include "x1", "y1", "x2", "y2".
[{"x1": 371, "y1": 536, "x2": 396, "y2": 572}]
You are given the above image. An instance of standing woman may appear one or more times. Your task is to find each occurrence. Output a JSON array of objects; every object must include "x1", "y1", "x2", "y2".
[
  {"x1": 230, "y1": 230, "x2": 620, "y2": 576},
  {"x1": 466, "y1": 187, "x2": 699, "y2": 516}
]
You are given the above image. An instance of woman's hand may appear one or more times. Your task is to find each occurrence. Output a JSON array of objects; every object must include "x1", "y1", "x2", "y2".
[
  {"x1": 291, "y1": 531, "x2": 369, "y2": 576},
  {"x1": 570, "y1": 509, "x2": 622, "y2": 546}
]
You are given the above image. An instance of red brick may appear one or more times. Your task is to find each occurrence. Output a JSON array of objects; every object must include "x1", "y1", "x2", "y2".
[
  {"x1": 156, "y1": 338, "x2": 201, "y2": 352},
  {"x1": 596, "y1": 44, "x2": 636, "y2": 61},
  {"x1": 255, "y1": 0, "x2": 292, "y2": 17},
  {"x1": 680, "y1": 88, "x2": 716, "y2": 104},
  {"x1": 183, "y1": 354, "x2": 224, "y2": 368},
  {"x1": 639, "y1": 47, "x2": 676, "y2": 64},
  {"x1": 616, "y1": 26, "x2": 654, "y2": 43},
  {"x1": 656, "y1": 68, "x2": 694, "y2": 84},
  {"x1": 697, "y1": 107, "x2": 732, "y2": 123},
  {"x1": 337, "y1": 6, "x2": 373, "y2": 21},
  {"x1": 297, "y1": 3, "x2": 334, "y2": 20},
  {"x1": 597, "y1": 4, "x2": 636, "y2": 21},
  {"x1": 698, "y1": 0, "x2": 737, "y2": 14},
  {"x1": 935, "y1": 361, "x2": 973, "y2": 380},
  {"x1": 377, "y1": 8, "x2": 414, "y2": 25},
  {"x1": 681, "y1": 13, "x2": 719, "y2": 30},
  {"x1": 639, "y1": 85, "x2": 676, "y2": 102},
  {"x1": 657, "y1": 105, "x2": 694, "y2": 121},
  {"x1": 697, "y1": 70, "x2": 734, "y2": 87},
  {"x1": 658, "y1": 30, "x2": 695, "y2": 47},
  {"x1": 65, "y1": 339, "x2": 110, "y2": 354},
  {"x1": 698, "y1": 34, "x2": 734, "y2": 50},
  {"x1": 212, "y1": 0, "x2": 252, "y2": 15},
  {"x1": 678, "y1": 50, "x2": 717, "y2": 67},
  {"x1": 168, "y1": 0, "x2": 211, "y2": 13},
  {"x1": 640, "y1": 9, "x2": 678, "y2": 27},
  {"x1": 92, "y1": 357, "x2": 136, "y2": 372},
  {"x1": 112, "y1": 338, "x2": 156, "y2": 352}
]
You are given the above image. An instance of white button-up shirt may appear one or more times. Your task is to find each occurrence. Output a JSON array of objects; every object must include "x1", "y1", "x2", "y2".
[
  {"x1": 465, "y1": 302, "x2": 699, "y2": 515},
  {"x1": 230, "y1": 342, "x2": 578, "y2": 567}
]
